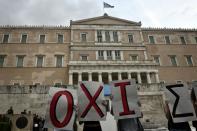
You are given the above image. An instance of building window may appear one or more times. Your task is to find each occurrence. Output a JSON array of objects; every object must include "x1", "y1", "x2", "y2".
[
  {"x1": 34, "y1": 83, "x2": 41, "y2": 86},
  {"x1": 185, "y1": 55, "x2": 193, "y2": 66},
  {"x1": 80, "y1": 55, "x2": 88, "y2": 61},
  {"x1": 149, "y1": 36, "x2": 155, "y2": 44},
  {"x1": 39, "y1": 35, "x2": 45, "y2": 43},
  {"x1": 97, "y1": 31, "x2": 102, "y2": 42},
  {"x1": 130, "y1": 55, "x2": 138, "y2": 61},
  {"x1": 81, "y1": 33, "x2": 87, "y2": 42},
  {"x1": 2, "y1": 34, "x2": 9, "y2": 43},
  {"x1": 98, "y1": 50, "x2": 104, "y2": 60},
  {"x1": 115, "y1": 50, "x2": 121, "y2": 60},
  {"x1": 195, "y1": 37, "x2": 197, "y2": 44},
  {"x1": 113, "y1": 31, "x2": 118, "y2": 42},
  {"x1": 164, "y1": 36, "x2": 170, "y2": 44},
  {"x1": 21, "y1": 34, "x2": 27, "y2": 43},
  {"x1": 16, "y1": 55, "x2": 25, "y2": 67},
  {"x1": 180, "y1": 36, "x2": 186, "y2": 44},
  {"x1": 105, "y1": 31, "x2": 110, "y2": 42},
  {"x1": 152, "y1": 55, "x2": 160, "y2": 65},
  {"x1": 36, "y1": 55, "x2": 44, "y2": 67},
  {"x1": 169, "y1": 55, "x2": 178, "y2": 66},
  {"x1": 128, "y1": 34, "x2": 134, "y2": 43},
  {"x1": 176, "y1": 80, "x2": 183, "y2": 84},
  {"x1": 57, "y1": 34, "x2": 64, "y2": 43},
  {"x1": 13, "y1": 83, "x2": 20, "y2": 86},
  {"x1": 0, "y1": 55, "x2": 6, "y2": 67},
  {"x1": 56, "y1": 55, "x2": 63, "y2": 67},
  {"x1": 54, "y1": 83, "x2": 62, "y2": 87},
  {"x1": 107, "y1": 50, "x2": 112, "y2": 60},
  {"x1": 160, "y1": 81, "x2": 165, "y2": 84}
]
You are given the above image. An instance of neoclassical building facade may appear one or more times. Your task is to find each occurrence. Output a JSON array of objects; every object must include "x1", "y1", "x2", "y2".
[{"x1": 0, "y1": 14, "x2": 197, "y2": 86}]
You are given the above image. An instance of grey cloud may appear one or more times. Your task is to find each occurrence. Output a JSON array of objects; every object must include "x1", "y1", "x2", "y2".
[{"x1": 0, "y1": 0, "x2": 102, "y2": 25}]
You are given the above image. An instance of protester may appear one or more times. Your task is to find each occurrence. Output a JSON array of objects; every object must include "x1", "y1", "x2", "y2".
[
  {"x1": 79, "y1": 121, "x2": 102, "y2": 131},
  {"x1": 0, "y1": 114, "x2": 12, "y2": 131},
  {"x1": 33, "y1": 114, "x2": 39, "y2": 131},
  {"x1": 116, "y1": 101, "x2": 144, "y2": 131},
  {"x1": 21, "y1": 109, "x2": 27, "y2": 114},
  {"x1": 78, "y1": 100, "x2": 108, "y2": 131},
  {"x1": 191, "y1": 88, "x2": 197, "y2": 130},
  {"x1": 6, "y1": 106, "x2": 14, "y2": 115},
  {"x1": 164, "y1": 101, "x2": 191, "y2": 131}
]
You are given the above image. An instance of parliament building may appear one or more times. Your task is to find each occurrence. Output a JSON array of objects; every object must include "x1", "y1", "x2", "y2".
[{"x1": 0, "y1": 13, "x2": 197, "y2": 86}]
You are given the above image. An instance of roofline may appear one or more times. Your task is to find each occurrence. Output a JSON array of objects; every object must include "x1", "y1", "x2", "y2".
[
  {"x1": 142, "y1": 27, "x2": 197, "y2": 32},
  {"x1": 0, "y1": 25, "x2": 70, "y2": 29},
  {"x1": 71, "y1": 14, "x2": 141, "y2": 26}
]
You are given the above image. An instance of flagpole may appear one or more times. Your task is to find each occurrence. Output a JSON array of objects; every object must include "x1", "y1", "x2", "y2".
[{"x1": 103, "y1": 1, "x2": 105, "y2": 14}]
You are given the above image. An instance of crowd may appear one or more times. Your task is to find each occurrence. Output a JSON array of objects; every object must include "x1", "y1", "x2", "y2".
[{"x1": 0, "y1": 107, "x2": 47, "y2": 131}]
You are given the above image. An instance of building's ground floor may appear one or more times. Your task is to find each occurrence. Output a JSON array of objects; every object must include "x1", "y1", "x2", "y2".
[{"x1": 0, "y1": 65, "x2": 196, "y2": 86}]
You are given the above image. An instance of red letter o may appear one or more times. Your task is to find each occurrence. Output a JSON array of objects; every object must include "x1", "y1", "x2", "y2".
[{"x1": 50, "y1": 91, "x2": 74, "y2": 128}]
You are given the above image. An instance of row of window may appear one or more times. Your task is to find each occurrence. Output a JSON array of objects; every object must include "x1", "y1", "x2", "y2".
[
  {"x1": 1, "y1": 34, "x2": 64, "y2": 43},
  {"x1": 148, "y1": 35, "x2": 197, "y2": 44},
  {"x1": 153, "y1": 55, "x2": 194, "y2": 66},
  {"x1": 0, "y1": 55, "x2": 64, "y2": 67},
  {"x1": 82, "y1": 31, "x2": 133, "y2": 43},
  {"x1": 80, "y1": 50, "x2": 122, "y2": 61},
  {"x1": 11, "y1": 82, "x2": 63, "y2": 86}
]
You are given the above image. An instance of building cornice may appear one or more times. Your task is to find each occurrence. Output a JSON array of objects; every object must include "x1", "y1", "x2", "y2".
[
  {"x1": 0, "y1": 25, "x2": 70, "y2": 29},
  {"x1": 142, "y1": 27, "x2": 197, "y2": 32}
]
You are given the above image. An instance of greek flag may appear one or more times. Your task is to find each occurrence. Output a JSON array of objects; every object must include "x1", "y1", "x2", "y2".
[{"x1": 104, "y1": 2, "x2": 114, "y2": 8}]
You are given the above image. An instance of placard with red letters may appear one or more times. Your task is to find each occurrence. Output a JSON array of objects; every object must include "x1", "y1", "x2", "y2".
[
  {"x1": 44, "y1": 87, "x2": 77, "y2": 130},
  {"x1": 78, "y1": 81, "x2": 107, "y2": 121},
  {"x1": 110, "y1": 79, "x2": 141, "y2": 120},
  {"x1": 165, "y1": 84, "x2": 196, "y2": 123}
]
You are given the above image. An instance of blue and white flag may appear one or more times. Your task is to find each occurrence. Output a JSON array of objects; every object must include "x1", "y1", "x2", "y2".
[{"x1": 104, "y1": 2, "x2": 114, "y2": 8}]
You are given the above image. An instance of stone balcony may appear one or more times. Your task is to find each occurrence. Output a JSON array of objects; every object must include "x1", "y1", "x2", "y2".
[{"x1": 69, "y1": 60, "x2": 157, "y2": 66}]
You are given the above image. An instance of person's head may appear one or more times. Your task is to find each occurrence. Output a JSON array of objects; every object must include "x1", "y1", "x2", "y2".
[
  {"x1": 137, "y1": 101, "x2": 141, "y2": 107},
  {"x1": 10, "y1": 106, "x2": 12, "y2": 109}
]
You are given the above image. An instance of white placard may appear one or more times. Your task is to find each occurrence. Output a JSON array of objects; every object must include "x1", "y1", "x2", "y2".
[
  {"x1": 44, "y1": 87, "x2": 77, "y2": 130},
  {"x1": 165, "y1": 84, "x2": 196, "y2": 123},
  {"x1": 110, "y1": 79, "x2": 141, "y2": 120},
  {"x1": 78, "y1": 81, "x2": 107, "y2": 121}
]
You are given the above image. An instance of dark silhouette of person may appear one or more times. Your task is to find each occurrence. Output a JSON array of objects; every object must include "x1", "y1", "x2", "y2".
[{"x1": 7, "y1": 106, "x2": 14, "y2": 115}]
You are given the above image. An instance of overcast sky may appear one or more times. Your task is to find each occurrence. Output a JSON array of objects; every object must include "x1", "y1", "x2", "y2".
[{"x1": 0, "y1": 0, "x2": 197, "y2": 28}]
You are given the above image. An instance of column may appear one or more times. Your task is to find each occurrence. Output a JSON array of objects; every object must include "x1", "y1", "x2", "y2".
[
  {"x1": 95, "y1": 31, "x2": 97, "y2": 42},
  {"x1": 144, "y1": 51, "x2": 148, "y2": 60},
  {"x1": 98, "y1": 72, "x2": 102, "y2": 82},
  {"x1": 118, "y1": 72, "x2": 122, "y2": 80},
  {"x1": 69, "y1": 72, "x2": 73, "y2": 85},
  {"x1": 155, "y1": 72, "x2": 160, "y2": 83},
  {"x1": 78, "y1": 72, "x2": 82, "y2": 82},
  {"x1": 137, "y1": 72, "x2": 142, "y2": 84},
  {"x1": 103, "y1": 51, "x2": 107, "y2": 60},
  {"x1": 110, "y1": 31, "x2": 114, "y2": 42},
  {"x1": 112, "y1": 51, "x2": 116, "y2": 60},
  {"x1": 108, "y1": 72, "x2": 112, "y2": 82},
  {"x1": 120, "y1": 51, "x2": 124, "y2": 60},
  {"x1": 88, "y1": 72, "x2": 92, "y2": 81},
  {"x1": 118, "y1": 31, "x2": 121, "y2": 42},
  {"x1": 128, "y1": 72, "x2": 131, "y2": 79},
  {"x1": 146, "y1": 72, "x2": 151, "y2": 84},
  {"x1": 102, "y1": 31, "x2": 106, "y2": 42}
]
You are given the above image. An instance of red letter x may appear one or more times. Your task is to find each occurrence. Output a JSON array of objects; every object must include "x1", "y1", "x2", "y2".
[
  {"x1": 114, "y1": 81, "x2": 135, "y2": 116},
  {"x1": 80, "y1": 83, "x2": 104, "y2": 118}
]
